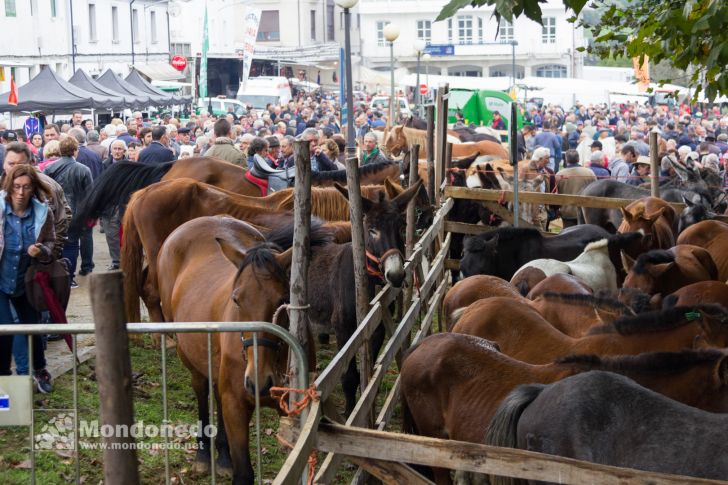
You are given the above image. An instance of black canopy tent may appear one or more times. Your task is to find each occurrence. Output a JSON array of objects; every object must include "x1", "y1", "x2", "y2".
[
  {"x1": 96, "y1": 69, "x2": 155, "y2": 107},
  {"x1": 68, "y1": 69, "x2": 132, "y2": 109},
  {"x1": 125, "y1": 69, "x2": 192, "y2": 105},
  {"x1": 0, "y1": 67, "x2": 124, "y2": 112}
]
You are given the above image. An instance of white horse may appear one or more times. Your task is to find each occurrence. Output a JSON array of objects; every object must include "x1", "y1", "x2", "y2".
[{"x1": 510, "y1": 239, "x2": 618, "y2": 294}]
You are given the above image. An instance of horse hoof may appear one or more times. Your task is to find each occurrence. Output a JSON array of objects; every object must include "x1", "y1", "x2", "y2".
[
  {"x1": 191, "y1": 459, "x2": 211, "y2": 475},
  {"x1": 216, "y1": 464, "x2": 233, "y2": 478}
]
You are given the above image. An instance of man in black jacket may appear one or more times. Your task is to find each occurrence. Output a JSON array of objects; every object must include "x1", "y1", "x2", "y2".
[{"x1": 138, "y1": 126, "x2": 176, "y2": 164}]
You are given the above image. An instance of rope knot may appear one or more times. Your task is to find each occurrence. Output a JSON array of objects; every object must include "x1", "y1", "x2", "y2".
[{"x1": 270, "y1": 384, "x2": 319, "y2": 417}]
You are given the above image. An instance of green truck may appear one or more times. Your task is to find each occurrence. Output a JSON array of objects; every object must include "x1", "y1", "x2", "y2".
[{"x1": 446, "y1": 89, "x2": 525, "y2": 131}]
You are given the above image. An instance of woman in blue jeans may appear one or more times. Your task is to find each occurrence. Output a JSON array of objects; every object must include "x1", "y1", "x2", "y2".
[{"x1": 0, "y1": 164, "x2": 56, "y2": 393}]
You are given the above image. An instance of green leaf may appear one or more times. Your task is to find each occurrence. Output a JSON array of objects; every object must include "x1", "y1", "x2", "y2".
[{"x1": 436, "y1": 0, "x2": 479, "y2": 21}]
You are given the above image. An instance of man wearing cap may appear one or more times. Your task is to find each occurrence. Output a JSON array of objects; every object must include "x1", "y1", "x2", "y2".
[
  {"x1": 265, "y1": 136, "x2": 282, "y2": 167},
  {"x1": 177, "y1": 127, "x2": 193, "y2": 147},
  {"x1": 627, "y1": 156, "x2": 651, "y2": 186}
]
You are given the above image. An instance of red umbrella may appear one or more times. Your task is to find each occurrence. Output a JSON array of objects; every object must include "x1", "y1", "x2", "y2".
[{"x1": 34, "y1": 271, "x2": 72, "y2": 351}]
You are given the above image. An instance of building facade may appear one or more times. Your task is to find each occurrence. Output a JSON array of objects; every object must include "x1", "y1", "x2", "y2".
[
  {"x1": 358, "y1": 0, "x2": 584, "y2": 81},
  {"x1": 0, "y1": 0, "x2": 173, "y2": 94}
]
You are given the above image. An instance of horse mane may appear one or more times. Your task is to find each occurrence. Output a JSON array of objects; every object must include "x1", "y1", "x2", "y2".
[
  {"x1": 360, "y1": 160, "x2": 398, "y2": 175},
  {"x1": 633, "y1": 250, "x2": 675, "y2": 274},
  {"x1": 236, "y1": 242, "x2": 289, "y2": 287},
  {"x1": 263, "y1": 218, "x2": 334, "y2": 251},
  {"x1": 278, "y1": 187, "x2": 354, "y2": 222},
  {"x1": 556, "y1": 349, "x2": 726, "y2": 375},
  {"x1": 583, "y1": 238, "x2": 609, "y2": 252},
  {"x1": 541, "y1": 292, "x2": 634, "y2": 316},
  {"x1": 71, "y1": 160, "x2": 175, "y2": 231},
  {"x1": 401, "y1": 126, "x2": 428, "y2": 149},
  {"x1": 608, "y1": 305, "x2": 727, "y2": 335}
]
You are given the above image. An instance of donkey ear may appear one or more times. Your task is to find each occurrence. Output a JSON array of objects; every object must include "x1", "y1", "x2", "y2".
[
  {"x1": 334, "y1": 182, "x2": 349, "y2": 200},
  {"x1": 393, "y1": 179, "x2": 423, "y2": 213},
  {"x1": 621, "y1": 251, "x2": 636, "y2": 272},
  {"x1": 383, "y1": 177, "x2": 402, "y2": 199},
  {"x1": 275, "y1": 247, "x2": 294, "y2": 271},
  {"x1": 217, "y1": 238, "x2": 247, "y2": 268},
  {"x1": 335, "y1": 182, "x2": 375, "y2": 212}
]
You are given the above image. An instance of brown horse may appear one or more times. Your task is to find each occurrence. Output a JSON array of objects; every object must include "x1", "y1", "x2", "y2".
[
  {"x1": 385, "y1": 125, "x2": 508, "y2": 159},
  {"x1": 401, "y1": 332, "x2": 728, "y2": 484},
  {"x1": 121, "y1": 178, "x2": 419, "y2": 323},
  {"x1": 442, "y1": 275, "x2": 526, "y2": 330},
  {"x1": 156, "y1": 216, "x2": 319, "y2": 484},
  {"x1": 452, "y1": 297, "x2": 728, "y2": 364},
  {"x1": 677, "y1": 220, "x2": 728, "y2": 281},
  {"x1": 621, "y1": 244, "x2": 719, "y2": 300},
  {"x1": 662, "y1": 281, "x2": 728, "y2": 309},
  {"x1": 618, "y1": 197, "x2": 677, "y2": 252}
]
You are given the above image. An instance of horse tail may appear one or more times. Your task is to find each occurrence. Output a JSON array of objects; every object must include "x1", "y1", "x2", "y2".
[
  {"x1": 71, "y1": 161, "x2": 174, "y2": 232},
  {"x1": 485, "y1": 384, "x2": 547, "y2": 485},
  {"x1": 447, "y1": 307, "x2": 467, "y2": 331},
  {"x1": 121, "y1": 200, "x2": 144, "y2": 323}
]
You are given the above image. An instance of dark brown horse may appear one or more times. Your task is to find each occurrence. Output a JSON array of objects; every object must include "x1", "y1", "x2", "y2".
[
  {"x1": 401, "y1": 332, "x2": 728, "y2": 484},
  {"x1": 156, "y1": 216, "x2": 320, "y2": 484},
  {"x1": 677, "y1": 219, "x2": 728, "y2": 281},
  {"x1": 662, "y1": 281, "x2": 728, "y2": 309},
  {"x1": 452, "y1": 297, "x2": 728, "y2": 364}
]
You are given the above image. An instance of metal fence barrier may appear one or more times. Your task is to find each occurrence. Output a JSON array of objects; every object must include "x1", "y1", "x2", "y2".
[{"x1": 0, "y1": 321, "x2": 308, "y2": 485}]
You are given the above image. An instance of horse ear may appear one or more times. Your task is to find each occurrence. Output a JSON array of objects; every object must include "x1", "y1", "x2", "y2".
[
  {"x1": 646, "y1": 207, "x2": 666, "y2": 222},
  {"x1": 620, "y1": 207, "x2": 632, "y2": 223},
  {"x1": 621, "y1": 251, "x2": 635, "y2": 272},
  {"x1": 334, "y1": 182, "x2": 349, "y2": 201},
  {"x1": 693, "y1": 334, "x2": 711, "y2": 350},
  {"x1": 717, "y1": 356, "x2": 728, "y2": 386},
  {"x1": 392, "y1": 179, "x2": 423, "y2": 213},
  {"x1": 650, "y1": 262, "x2": 675, "y2": 278},
  {"x1": 217, "y1": 238, "x2": 247, "y2": 269},
  {"x1": 275, "y1": 247, "x2": 294, "y2": 271}
]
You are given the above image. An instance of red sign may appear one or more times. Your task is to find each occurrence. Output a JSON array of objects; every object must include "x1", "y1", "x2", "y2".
[
  {"x1": 419, "y1": 84, "x2": 427, "y2": 95},
  {"x1": 171, "y1": 55, "x2": 187, "y2": 71}
]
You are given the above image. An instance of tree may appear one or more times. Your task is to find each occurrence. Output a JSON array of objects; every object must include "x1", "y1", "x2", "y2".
[{"x1": 436, "y1": 0, "x2": 728, "y2": 101}]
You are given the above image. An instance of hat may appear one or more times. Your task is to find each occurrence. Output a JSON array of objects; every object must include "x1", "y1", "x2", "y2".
[
  {"x1": 266, "y1": 136, "x2": 280, "y2": 148},
  {"x1": 178, "y1": 127, "x2": 191, "y2": 134},
  {"x1": 590, "y1": 140, "x2": 603, "y2": 149},
  {"x1": 2, "y1": 130, "x2": 17, "y2": 141},
  {"x1": 634, "y1": 156, "x2": 651, "y2": 167}
]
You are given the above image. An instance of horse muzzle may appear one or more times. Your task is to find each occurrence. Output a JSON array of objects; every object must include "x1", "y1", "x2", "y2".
[
  {"x1": 383, "y1": 250, "x2": 406, "y2": 288},
  {"x1": 245, "y1": 375, "x2": 274, "y2": 398}
]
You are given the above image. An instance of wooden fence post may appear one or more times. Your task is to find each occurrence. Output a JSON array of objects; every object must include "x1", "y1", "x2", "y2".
[
  {"x1": 90, "y1": 272, "x2": 140, "y2": 485},
  {"x1": 405, "y1": 143, "x2": 420, "y2": 309},
  {"x1": 290, "y1": 140, "x2": 312, "y2": 392},
  {"x1": 426, "y1": 105, "x2": 436, "y2": 206},
  {"x1": 649, "y1": 128, "x2": 660, "y2": 198}
]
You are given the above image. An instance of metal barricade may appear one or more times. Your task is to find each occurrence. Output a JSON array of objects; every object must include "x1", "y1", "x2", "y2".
[{"x1": 0, "y1": 321, "x2": 308, "y2": 485}]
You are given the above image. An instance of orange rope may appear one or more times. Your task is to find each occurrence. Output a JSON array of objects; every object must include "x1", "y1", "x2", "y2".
[{"x1": 271, "y1": 383, "x2": 319, "y2": 484}]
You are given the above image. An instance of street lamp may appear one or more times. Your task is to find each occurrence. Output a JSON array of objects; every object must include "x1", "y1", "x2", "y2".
[
  {"x1": 335, "y1": 0, "x2": 359, "y2": 157},
  {"x1": 413, "y1": 39, "x2": 426, "y2": 117},
  {"x1": 422, "y1": 52, "x2": 431, "y2": 104},
  {"x1": 383, "y1": 23, "x2": 399, "y2": 127}
]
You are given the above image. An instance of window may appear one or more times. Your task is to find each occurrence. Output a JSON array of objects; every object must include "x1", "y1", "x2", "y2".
[
  {"x1": 376, "y1": 20, "x2": 386, "y2": 46},
  {"x1": 150, "y1": 10, "x2": 157, "y2": 43},
  {"x1": 171, "y1": 42, "x2": 191, "y2": 56},
  {"x1": 478, "y1": 17, "x2": 483, "y2": 42},
  {"x1": 542, "y1": 17, "x2": 555, "y2": 43},
  {"x1": 499, "y1": 20, "x2": 513, "y2": 42},
  {"x1": 49, "y1": 0, "x2": 55, "y2": 17},
  {"x1": 457, "y1": 15, "x2": 472, "y2": 44},
  {"x1": 416, "y1": 20, "x2": 431, "y2": 43},
  {"x1": 535, "y1": 64, "x2": 566, "y2": 78},
  {"x1": 88, "y1": 4, "x2": 97, "y2": 42},
  {"x1": 310, "y1": 10, "x2": 316, "y2": 40},
  {"x1": 132, "y1": 8, "x2": 139, "y2": 42},
  {"x1": 257, "y1": 10, "x2": 280, "y2": 41},
  {"x1": 447, "y1": 18, "x2": 452, "y2": 42},
  {"x1": 326, "y1": 4, "x2": 334, "y2": 41},
  {"x1": 5, "y1": 0, "x2": 16, "y2": 17},
  {"x1": 111, "y1": 6, "x2": 119, "y2": 42}
]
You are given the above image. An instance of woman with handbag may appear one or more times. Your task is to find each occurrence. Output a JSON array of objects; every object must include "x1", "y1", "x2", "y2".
[{"x1": 0, "y1": 164, "x2": 56, "y2": 393}]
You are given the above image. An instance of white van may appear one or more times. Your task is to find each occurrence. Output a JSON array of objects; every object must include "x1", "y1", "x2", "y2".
[
  {"x1": 236, "y1": 76, "x2": 292, "y2": 110},
  {"x1": 369, "y1": 96, "x2": 411, "y2": 117}
]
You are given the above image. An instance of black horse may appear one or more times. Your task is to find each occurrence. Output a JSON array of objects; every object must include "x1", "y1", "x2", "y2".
[
  {"x1": 402, "y1": 114, "x2": 501, "y2": 143},
  {"x1": 486, "y1": 370, "x2": 728, "y2": 482},
  {"x1": 459, "y1": 225, "x2": 644, "y2": 281}
]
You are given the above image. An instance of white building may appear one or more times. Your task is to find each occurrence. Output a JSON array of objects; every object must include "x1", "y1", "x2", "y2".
[
  {"x1": 0, "y1": 0, "x2": 175, "y2": 94},
  {"x1": 358, "y1": 0, "x2": 584, "y2": 81}
]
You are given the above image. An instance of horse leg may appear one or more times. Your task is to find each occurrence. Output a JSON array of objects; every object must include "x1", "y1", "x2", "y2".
[
  {"x1": 189, "y1": 371, "x2": 212, "y2": 475},
  {"x1": 219, "y1": 363, "x2": 255, "y2": 485},
  {"x1": 214, "y1": 386, "x2": 233, "y2": 476}
]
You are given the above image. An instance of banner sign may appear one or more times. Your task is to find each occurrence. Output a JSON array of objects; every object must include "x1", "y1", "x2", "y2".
[{"x1": 241, "y1": 8, "x2": 262, "y2": 91}]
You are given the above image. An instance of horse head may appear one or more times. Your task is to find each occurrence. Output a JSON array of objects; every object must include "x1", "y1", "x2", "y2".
[
  {"x1": 460, "y1": 233, "x2": 500, "y2": 278},
  {"x1": 622, "y1": 249, "x2": 676, "y2": 297},
  {"x1": 679, "y1": 195, "x2": 716, "y2": 234},
  {"x1": 216, "y1": 237, "x2": 293, "y2": 398},
  {"x1": 385, "y1": 126, "x2": 406, "y2": 157},
  {"x1": 335, "y1": 180, "x2": 423, "y2": 288}
]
